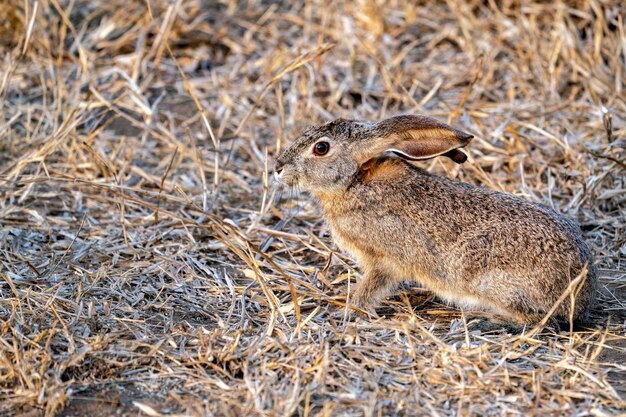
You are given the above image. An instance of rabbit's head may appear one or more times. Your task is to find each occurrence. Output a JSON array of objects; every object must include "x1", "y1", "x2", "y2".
[{"x1": 274, "y1": 115, "x2": 473, "y2": 194}]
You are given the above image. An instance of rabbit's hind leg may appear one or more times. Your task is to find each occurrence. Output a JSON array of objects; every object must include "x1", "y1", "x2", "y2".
[
  {"x1": 469, "y1": 272, "x2": 551, "y2": 324},
  {"x1": 479, "y1": 290, "x2": 562, "y2": 334},
  {"x1": 466, "y1": 314, "x2": 560, "y2": 334},
  {"x1": 466, "y1": 318, "x2": 528, "y2": 334}
]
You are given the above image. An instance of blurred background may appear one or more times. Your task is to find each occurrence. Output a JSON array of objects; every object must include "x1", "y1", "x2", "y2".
[{"x1": 1, "y1": 1, "x2": 625, "y2": 416}]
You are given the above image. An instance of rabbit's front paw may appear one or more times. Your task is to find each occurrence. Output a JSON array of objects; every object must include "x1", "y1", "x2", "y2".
[{"x1": 349, "y1": 270, "x2": 394, "y2": 317}]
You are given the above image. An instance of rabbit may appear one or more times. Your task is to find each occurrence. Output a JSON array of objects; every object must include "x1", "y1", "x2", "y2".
[{"x1": 274, "y1": 114, "x2": 597, "y2": 329}]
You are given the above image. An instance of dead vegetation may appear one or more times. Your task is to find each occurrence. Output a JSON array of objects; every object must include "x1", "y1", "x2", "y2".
[{"x1": 0, "y1": 0, "x2": 625, "y2": 416}]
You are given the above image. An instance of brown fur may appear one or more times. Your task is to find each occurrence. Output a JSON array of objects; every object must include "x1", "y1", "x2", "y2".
[{"x1": 275, "y1": 115, "x2": 597, "y2": 326}]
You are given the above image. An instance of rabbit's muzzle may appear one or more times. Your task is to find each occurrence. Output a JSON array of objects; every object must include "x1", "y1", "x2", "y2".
[
  {"x1": 274, "y1": 158, "x2": 299, "y2": 186},
  {"x1": 273, "y1": 159, "x2": 285, "y2": 181}
]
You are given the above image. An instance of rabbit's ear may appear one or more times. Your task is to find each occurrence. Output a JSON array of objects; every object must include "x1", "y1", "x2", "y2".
[{"x1": 372, "y1": 115, "x2": 473, "y2": 164}]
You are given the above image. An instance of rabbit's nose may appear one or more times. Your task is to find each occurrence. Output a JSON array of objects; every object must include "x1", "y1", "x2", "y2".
[{"x1": 273, "y1": 162, "x2": 284, "y2": 181}]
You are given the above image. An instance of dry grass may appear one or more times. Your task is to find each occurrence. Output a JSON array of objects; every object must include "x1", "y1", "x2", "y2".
[{"x1": 0, "y1": 0, "x2": 625, "y2": 416}]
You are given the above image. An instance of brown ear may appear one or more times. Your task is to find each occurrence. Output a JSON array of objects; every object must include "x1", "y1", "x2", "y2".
[{"x1": 372, "y1": 115, "x2": 473, "y2": 164}]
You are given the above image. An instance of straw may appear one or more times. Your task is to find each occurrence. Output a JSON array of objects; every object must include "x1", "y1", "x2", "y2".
[{"x1": 0, "y1": 1, "x2": 624, "y2": 415}]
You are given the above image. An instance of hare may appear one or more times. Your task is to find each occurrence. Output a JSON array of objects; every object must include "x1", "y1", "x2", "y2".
[{"x1": 274, "y1": 115, "x2": 597, "y2": 329}]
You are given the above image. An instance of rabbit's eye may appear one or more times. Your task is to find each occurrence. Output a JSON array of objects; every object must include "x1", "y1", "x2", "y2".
[{"x1": 313, "y1": 141, "x2": 330, "y2": 156}]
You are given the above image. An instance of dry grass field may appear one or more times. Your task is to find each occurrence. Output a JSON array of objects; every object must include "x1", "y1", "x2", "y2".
[{"x1": 1, "y1": 0, "x2": 625, "y2": 416}]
